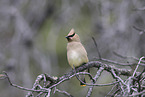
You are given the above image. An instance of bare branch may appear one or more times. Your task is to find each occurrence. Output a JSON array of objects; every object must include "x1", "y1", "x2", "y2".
[
  {"x1": 92, "y1": 37, "x2": 101, "y2": 59},
  {"x1": 133, "y1": 26, "x2": 145, "y2": 35},
  {"x1": 95, "y1": 57, "x2": 145, "y2": 66},
  {"x1": 134, "y1": 6, "x2": 145, "y2": 11},
  {"x1": 3, "y1": 71, "x2": 49, "y2": 93},
  {"x1": 26, "y1": 74, "x2": 49, "y2": 96},
  {"x1": 132, "y1": 56, "x2": 145, "y2": 77},
  {"x1": 105, "y1": 84, "x2": 118, "y2": 97},
  {"x1": 54, "y1": 88, "x2": 73, "y2": 97},
  {"x1": 73, "y1": 65, "x2": 120, "y2": 87},
  {"x1": 2, "y1": 60, "x2": 133, "y2": 96},
  {"x1": 111, "y1": 69, "x2": 128, "y2": 96},
  {"x1": 113, "y1": 52, "x2": 145, "y2": 64},
  {"x1": 86, "y1": 67, "x2": 104, "y2": 97},
  {"x1": 129, "y1": 90, "x2": 145, "y2": 97}
]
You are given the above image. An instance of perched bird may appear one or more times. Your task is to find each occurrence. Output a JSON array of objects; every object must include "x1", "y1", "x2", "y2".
[{"x1": 66, "y1": 28, "x2": 89, "y2": 86}]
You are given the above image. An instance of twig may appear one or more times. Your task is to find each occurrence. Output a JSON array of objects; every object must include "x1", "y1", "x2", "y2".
[
  {"x1": 93, "y1": 67, "x2": 104, "y2": 81},
  {"x1": 133, "y1": 26, "x2": 145, "y2": 35},
  {"x1": 139, "y1": 75, "x2": 145, "y2": 83},
  {"x1": 110, "y1": 88, "x2": 120, "y2": 97},
  {"x1": 111, "y1": 69, "x2": 126, "y2": 86},
  {"x1": 129, "y1": 90, "x2": 145, "y2": 96},
  {"x1": 54, "y1": 88, "x2": 73, "y2": 97},
  {"x1": 134, "y1": 6, "x2": 145, "y2": 11},
  {"x1": 132, "y1": 56, "x2": 145, "y2": 77},
  {"x1": 86, "y1": 67, "x2": 104, "y2": 97},
  {"x1": 105, "y1": 84, "x2": 118, "y2": 97},
  {"x1": 73, "y1": 65, "x2": 120, "y2": 86},
  {"x1": 113, "y1": 52, "x2": 145, "y2": 63},
  {"x1": 92, "y1": 37, "x2": 101, "y2": 59},
  {"x1": 26, "y1": 74, "x2": 47, "y2": 97},
  {"x1": 86, "y1": 86, "x2": 93, "y2": 97},
  {"x1": 46, "y1": 89, "x2": 51, "y2": 97},
  {"x1": 48, "y1": 72, "x2": 94, "y2": 89},
  {"x1": 111, "y1": 69, "x2": 127, "y2": 95},
  {"x1": 95, "y1": 57, "x2": 145, "y2": 66},
  {"x1": 2, "y1": 71, "x2": 49, "y2": 93}
]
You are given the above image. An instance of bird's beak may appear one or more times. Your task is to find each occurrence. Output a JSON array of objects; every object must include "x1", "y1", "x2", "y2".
[
  {"x1": 66, "y1": 35, "x2": 71, "y2": 41},
  {"x1": 65, "y1": 36, "x2": 69, "y2": 39}
]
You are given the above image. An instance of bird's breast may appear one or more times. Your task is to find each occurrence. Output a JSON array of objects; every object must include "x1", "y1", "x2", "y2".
[
  {"x1": 67, "y1": 50, "x2": 86, "y2": 68},
  {"x1": 67, "y1": 42, "x2": 88, "y2": 68},
  {"x1": 69, "y1": 50, "x2": 79, "y2": 60}
]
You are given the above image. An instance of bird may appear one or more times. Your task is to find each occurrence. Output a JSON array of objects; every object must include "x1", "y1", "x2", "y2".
[{"x1": 66, "y1": 28, "x2": 89, "y2": 86}]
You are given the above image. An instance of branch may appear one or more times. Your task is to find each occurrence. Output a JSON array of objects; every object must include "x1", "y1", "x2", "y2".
[
  {"x1": 129, "y1": 90, "x2": 145, "y2": 96},
  {"x1": 133, "y1": 26, "x2": 145, "y2": 35},
  {"x1": 76, "y1": 61, "x2": 131, "y2": 76},
  {"x1": 86, "y1": 67, "x2": 104, "y2": 97},
  {"x1": 47, "y1": 61, "x2": 131, "y2": 89},
  {"x1": 26, "y1": 74, "x2": 52, "y2": 96},
  {"x1": 73, "y1": 65, "x2": 119, "y2": 87},
  {"x1": 1, "y1": 61, "x2": 133, "y2": 96},
  {"x1": 113, "y1": 52, "x2": 145, "y2": 64},
  {"x1": 132, "y1": 56, "x2": 145, "y2": 77},
  {"x1": 105, "y1": 83, "x2": 118, "y2": 97},
  {"x1": 134, "y1": 6, "x2": 145, "y2": 11},
  {"x1": 3, "y1": 71, "x2": 49, "y2": 93},
  {"x1": 95, "y1": 57, "x2": 145, "y2": 66},
  {"x1": 54, "y1": 88, "x2": 73, "y2": 97},
  {"x1": 92, "y1": 37, "x2": 101, "y2": 59}
]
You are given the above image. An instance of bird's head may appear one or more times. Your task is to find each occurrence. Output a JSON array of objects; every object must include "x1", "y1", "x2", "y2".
[{"x1": 66, "y1": 28, "x2": 80, "y2": 42}]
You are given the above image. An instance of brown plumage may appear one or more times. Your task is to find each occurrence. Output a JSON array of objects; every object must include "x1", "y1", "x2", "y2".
[{"x1": 66, "y1": 28, "x2": 89, "y2": 86}]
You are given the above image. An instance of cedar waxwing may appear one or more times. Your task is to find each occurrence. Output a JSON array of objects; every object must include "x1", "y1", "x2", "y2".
[{"x1": 66, "y1": 28, "x2": 89, "y2": 86}]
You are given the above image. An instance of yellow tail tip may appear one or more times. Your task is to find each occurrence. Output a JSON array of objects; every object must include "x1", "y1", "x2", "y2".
[{"x1": 81, "y1": 85, "x2": 86, "y2": 86}]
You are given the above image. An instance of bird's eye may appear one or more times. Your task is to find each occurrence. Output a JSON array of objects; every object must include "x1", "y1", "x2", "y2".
[{"x1": 68, "y1": 33, "x2": 75, "y2": 37}]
